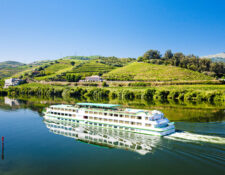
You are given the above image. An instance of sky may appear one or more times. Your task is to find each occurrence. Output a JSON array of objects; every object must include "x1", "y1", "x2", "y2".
[{"x1": 0, "y1": 0, "x2": 225, "y2": 63}]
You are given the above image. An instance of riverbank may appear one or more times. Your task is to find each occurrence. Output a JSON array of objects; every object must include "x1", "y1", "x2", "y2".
[{"x1": 1, "y1": 83, "x2": 225, "y2": 105}]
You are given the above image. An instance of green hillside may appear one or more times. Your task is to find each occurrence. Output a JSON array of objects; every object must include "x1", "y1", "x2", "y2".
[
  {"x1": 0, "y1": 61, "x2": 29, "y2": 78},
  {"x1": 17, "y1": 57, "x2": 134, "y2": 81},
  {"x1": 33, "y1": 59, "x2": 80, "y2": 80},
  {"x1": 0, "y1": 61, "x2": 25, "y2": 68},
  {"x1": 103, "y1": 62, "x2": 214, "y2": 81}
]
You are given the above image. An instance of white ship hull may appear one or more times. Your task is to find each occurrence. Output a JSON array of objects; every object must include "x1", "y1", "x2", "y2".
[{"x1": 43, "y1": 109, "x2": 175, "y2": 136}]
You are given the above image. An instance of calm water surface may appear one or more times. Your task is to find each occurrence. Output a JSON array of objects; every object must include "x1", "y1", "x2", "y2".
[{"x1": 0, "y1": 97, "x2": 224, "y2": 175}]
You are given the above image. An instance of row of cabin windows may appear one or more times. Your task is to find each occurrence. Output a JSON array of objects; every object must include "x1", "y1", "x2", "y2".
[
  {"x1": 85, "y1": 111, "x2": 145, "y2": 120},
  {"x1": 50, "y1": 112, "x2": 76, "y2": 117},
  {"x1": 50, "y1": 107, "x2": 76, "y2": 112},
  {"x1": 57, "y1": 117, "x2": 80, "y2": 123},
  {"x1": 88, "y1": 122, "x2": 136, "y2": 130},
  {"x1": 83, "y1": 116, "x2": 149, "y2": 126}
]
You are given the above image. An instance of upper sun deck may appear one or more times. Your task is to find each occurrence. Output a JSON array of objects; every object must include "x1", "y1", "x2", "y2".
[
  {"x1": 76, "y1": 103, "x2": 120, "y2": 109},
  {"x1": 48, "y1": 103, "x2": 161, "y2": 116},
  {"x1": 76, "y1": 103, "x2": 151, "y2": 115}
]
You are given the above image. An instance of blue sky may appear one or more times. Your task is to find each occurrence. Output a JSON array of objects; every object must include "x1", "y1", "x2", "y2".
[{"x1": 0, "y1": 0, "x2": 224, "y2": 63}]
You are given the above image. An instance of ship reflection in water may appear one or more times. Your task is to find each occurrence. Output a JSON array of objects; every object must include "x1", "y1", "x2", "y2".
[{"x1": 43, "y1": 117, "x2": 161, "y2": 155}]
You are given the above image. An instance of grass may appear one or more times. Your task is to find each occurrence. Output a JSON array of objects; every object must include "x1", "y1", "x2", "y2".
[{"x1": 103, "y1": 62, "x2": 214, "y2": 81}]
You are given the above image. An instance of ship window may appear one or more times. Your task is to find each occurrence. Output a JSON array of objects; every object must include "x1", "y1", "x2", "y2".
[
  {"x1": 119, "y1": 114, "x2": 123, "y2": 117},
  {"x1": 131, "y1": 122, "x2": 135, "y2": 125},
  {"x1": 89, "y1": 111, "x2": 93, "y2": 114},
  {"x1": 94, "y1": 112, "x2": 98, "y2": 114},
  {"x1": 104, "y1": 113, "x2": 107, "y2": 116},
  {"x1": 104, "y1": 119, "x2": 108, "y2": 121},
  {"x1": 65, "y1": 113, "x2": 68, "y2": 116},
  {"x1": 99, "y1": 112, "x2": 103, "y2": 115},
  {"x1": 94, "y1": 117, "x2": 97, "y2": 120},
  {"x1": 114, "y1": 120, "x2": 118, "y2": 123},
  {"x1": 119, "y1": 120, "x2": 124, "y2": 123},
  {"x1": 72, "y1": 114, "x2": 76, "y2": 117},
  {"x1": 109, "y1": 119, "x2": 113, "y2": 122},
  {"x1": 137, "y1": 123, "x2": 142, "y2": 126},
  {"x1": 73, "y1": 110, "x2": 76, "y2": 112},
  {"x1": 125, "y1": 121, "x2": 129, "y2": 124},
  {"x1": 84, "y1": 116, "x2": 88, "y2": 119},
  {"x1": 137, "y1": 116, "x2": 142, "y2": 120},
  {"x1": 131, "y1": 116, "x2": 135, "y2": 119},
  {"x1": 125, "y1": 115, "x2": 129, "y2": 118},
  {"x1": 114, "y1": 114, "x2": 118, "y2": 117},
  {"x1": 145, "y1": 117, "x2": 148, "y2": 120},
  {"x1": 85, "y1": 111, "x2": 88, "y2": 114},
  {"x1": 99, "y1": 118, "x2": 102, "y2": 121},
  {"x1": 145, "y1": 124, "x2": 151, "y2": 127},
  {"x1": 109, "y1": 113, "x2": 113, "y2": 116},
  {"x1": 69, "y1": 114, "x2": 72, "y2": 117}
]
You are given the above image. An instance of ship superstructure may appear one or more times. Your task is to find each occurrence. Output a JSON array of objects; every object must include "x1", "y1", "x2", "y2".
[{"x1": 43, "y1": 103, "x2": 175, "y2": 136}]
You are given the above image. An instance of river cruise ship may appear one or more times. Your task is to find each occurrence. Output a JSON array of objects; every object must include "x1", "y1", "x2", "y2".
[{"x1": 43, "y1": 103, "x2": 175, "y2": 136}]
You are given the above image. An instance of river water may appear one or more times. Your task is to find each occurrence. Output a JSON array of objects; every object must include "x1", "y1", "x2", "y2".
[{"x1": 0, "y1": 97, "x2": 224, "y2": 175}]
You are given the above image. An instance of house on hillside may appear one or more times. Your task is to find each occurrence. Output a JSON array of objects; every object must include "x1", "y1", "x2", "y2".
[
  {"x1": 80, "y1": 75, "x2": 103, "y2": 82},
  {"x1": 4, "y1": 78, "x2": 22, "y2": 88}
]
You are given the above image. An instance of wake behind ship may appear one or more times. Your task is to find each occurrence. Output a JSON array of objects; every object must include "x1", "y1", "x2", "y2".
[{"x1": 43, "y1": 103, "x2": 175, "y2": 136}]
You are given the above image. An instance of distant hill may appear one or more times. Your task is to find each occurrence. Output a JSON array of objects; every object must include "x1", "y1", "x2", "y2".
[
  {"x1": 0, "y1": 61, "x2": 25, "y2": 68},
  {"x1": 201, "y1": 52, "x2": 225, "y2": 62},
  {"x1": 103, "y1": 62, "x2": 213, "y2": 81}
]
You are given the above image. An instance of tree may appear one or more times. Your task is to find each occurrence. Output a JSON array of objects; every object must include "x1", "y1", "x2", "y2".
[
  {"x1": 137, "y1": 56, "x2": 143, "y2": 62},
  {"x1": 102, "y1": 81, "x2": 108, "y2": 87},
  {"x1": 164, "y1": 50, "x2": 173, "y2": 59},
  {"x1": 143, "y1": 50, "x2": 161, "y2": 61},
  {"x1": 210, "y1": 62, "x2": 225, "y2": 76},
  {"x1": 71, "y1": 61, "x2": 75, "y2": 66}
]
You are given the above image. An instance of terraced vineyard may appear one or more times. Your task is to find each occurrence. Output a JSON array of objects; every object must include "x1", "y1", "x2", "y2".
[
  {"x1": 34, "y1": 59, "x2": 80, "y2": 80},
  {"x1": 103, "y1": 62, "x2": 214, "y2": 81},
  {"x1": 10, "y1": 57, "x2": 134, "y2": 81},
  {"x1": 69, "y1": 60, "x2": 115, "y2": 77}
]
